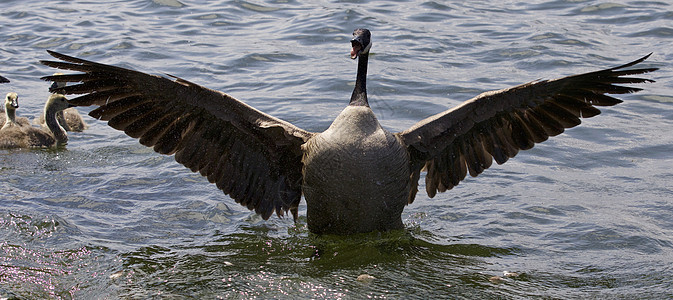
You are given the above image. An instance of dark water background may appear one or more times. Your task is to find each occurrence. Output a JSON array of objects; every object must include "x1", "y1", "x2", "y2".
[{"x1": 1, "y1": 0, "x2": 672, "y2": 298}]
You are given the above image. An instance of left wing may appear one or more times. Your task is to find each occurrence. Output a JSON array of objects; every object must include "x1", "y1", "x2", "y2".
[{"x1": 397, "y1": 54, "x2": 657, "y2": 201}]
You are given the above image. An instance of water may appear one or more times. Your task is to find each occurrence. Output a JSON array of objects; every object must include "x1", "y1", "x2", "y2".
[{"x1": 1, "y1": 0, "x2": 672, "y2": 298}]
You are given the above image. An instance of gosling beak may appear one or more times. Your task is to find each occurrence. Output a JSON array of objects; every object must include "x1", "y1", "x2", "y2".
[{"x1": 10, "y1": 96, "x2": 19, "y2": 109}]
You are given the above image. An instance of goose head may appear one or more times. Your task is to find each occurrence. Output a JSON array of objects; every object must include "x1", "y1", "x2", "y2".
[
  {"x1": 350, "y1": 28, "x2": 372, "y2": 59},
  {"x1": 5, "y1": 92, "x2": 19, "y2": 111}
]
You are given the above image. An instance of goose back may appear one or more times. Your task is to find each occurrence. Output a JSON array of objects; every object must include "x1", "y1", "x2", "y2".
[{"x1": 61, "y1": 107, "x2": 88, "y2": 131}]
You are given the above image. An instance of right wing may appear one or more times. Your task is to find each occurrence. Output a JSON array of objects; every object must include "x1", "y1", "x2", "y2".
[{"x1": 41, "y1": 51, "x2": 315, "y2": 220}]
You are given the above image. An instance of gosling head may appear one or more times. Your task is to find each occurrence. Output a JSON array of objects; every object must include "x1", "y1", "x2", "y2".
[
  {"x1": 5, "y1": 92, "x2": 19, "y2": 111},
  {"x1": 45, "y1": 94, "x2": 74, "y2": 113},
  {"x1": 350, "y1": 28, "x2": 372, "y2": 59},
  {"x1": 49, "y1": 72, "x2": 67, "y2": 91}
]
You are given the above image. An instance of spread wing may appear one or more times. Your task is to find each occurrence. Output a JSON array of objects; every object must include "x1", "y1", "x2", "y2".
[
  {"x1": 41, "y1": 50, "x2": 315, "y2": 220},
  {"x1": 0, "y1": 75, "x2": 8, "y2": 83},
  {"x1": 398, "y1": 54, "x2": 657, "y2": 200}
]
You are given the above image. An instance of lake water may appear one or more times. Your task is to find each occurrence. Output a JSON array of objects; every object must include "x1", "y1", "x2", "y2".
[{"x1": 1, "y1": 0, "x2": 672, "y2": 298}]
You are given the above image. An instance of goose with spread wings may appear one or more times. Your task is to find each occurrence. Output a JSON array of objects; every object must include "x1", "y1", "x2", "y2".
[{"x1": 40, "y1": 28, "x2": 657, "y2": 235}]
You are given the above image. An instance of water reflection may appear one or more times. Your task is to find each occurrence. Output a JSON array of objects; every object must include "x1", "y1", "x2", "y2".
[
  {"x1": 1, "y1": 0, "x2": 671, "y2": 298},
  {"x1": 110, "y1": 223, "x2": 518, "y2": 298},
  {"x1": 0, "y1": 212, "x2": 116, "y2": 300}
]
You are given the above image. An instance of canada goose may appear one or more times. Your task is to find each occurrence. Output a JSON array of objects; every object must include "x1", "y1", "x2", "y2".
[
  {"x1": 34, "y1": 73, "x2": 88, "y2": 132},
  {"x1": 0, "y1": 93, "x2": 72, "y2": 149},
  {"x1": 0, "y1": 75, "x2": 8, "y2": 83},
  {"x1": 0, "y1": 92, "x2": 31, "y2": 128},
  {"x1": 40, "y1": 29, "x2": 657, "y2": 234}
]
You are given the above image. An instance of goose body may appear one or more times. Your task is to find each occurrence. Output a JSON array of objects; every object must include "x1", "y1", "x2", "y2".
[
  {"x1": 303, "y1": 105, "x2": 411, "y2": 233},
  {"x1": 60, "y1": 107, "x2": 88, "y2": 131},
  {"x1": 40, "y1": 29, "x2": 657, "y2": 235},
  {"x1": 0, "y1": 93, "x2": 71, "y2": 149}
]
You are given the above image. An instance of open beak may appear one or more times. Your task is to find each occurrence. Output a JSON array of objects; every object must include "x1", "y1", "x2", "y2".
[{"x1": 350, "y1": 39, "x2": 363, "y2": 59}]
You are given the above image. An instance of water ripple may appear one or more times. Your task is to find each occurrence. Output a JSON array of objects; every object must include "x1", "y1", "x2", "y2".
[{"x1": 1, "y1": 0, "x2": 672, "y2": 298}]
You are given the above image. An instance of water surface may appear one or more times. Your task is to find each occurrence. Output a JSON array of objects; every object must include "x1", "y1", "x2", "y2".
[{"x1": 1, "y1": 0, "x2": 672, "y2": 298}]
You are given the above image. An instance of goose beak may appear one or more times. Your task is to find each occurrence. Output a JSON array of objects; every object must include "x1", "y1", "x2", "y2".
[{"x1": 350, "y1": 39, "x2": 363, "y2": 59}]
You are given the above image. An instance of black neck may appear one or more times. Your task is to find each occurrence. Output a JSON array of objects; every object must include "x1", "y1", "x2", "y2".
[{"x1": 349, "y1": 53, "x2": 369, "y2": 106}]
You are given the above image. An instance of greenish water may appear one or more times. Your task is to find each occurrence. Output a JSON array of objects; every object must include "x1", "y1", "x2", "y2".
[{"x1": 1, "y1": 0, "x2": 672, "y2": 298}]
